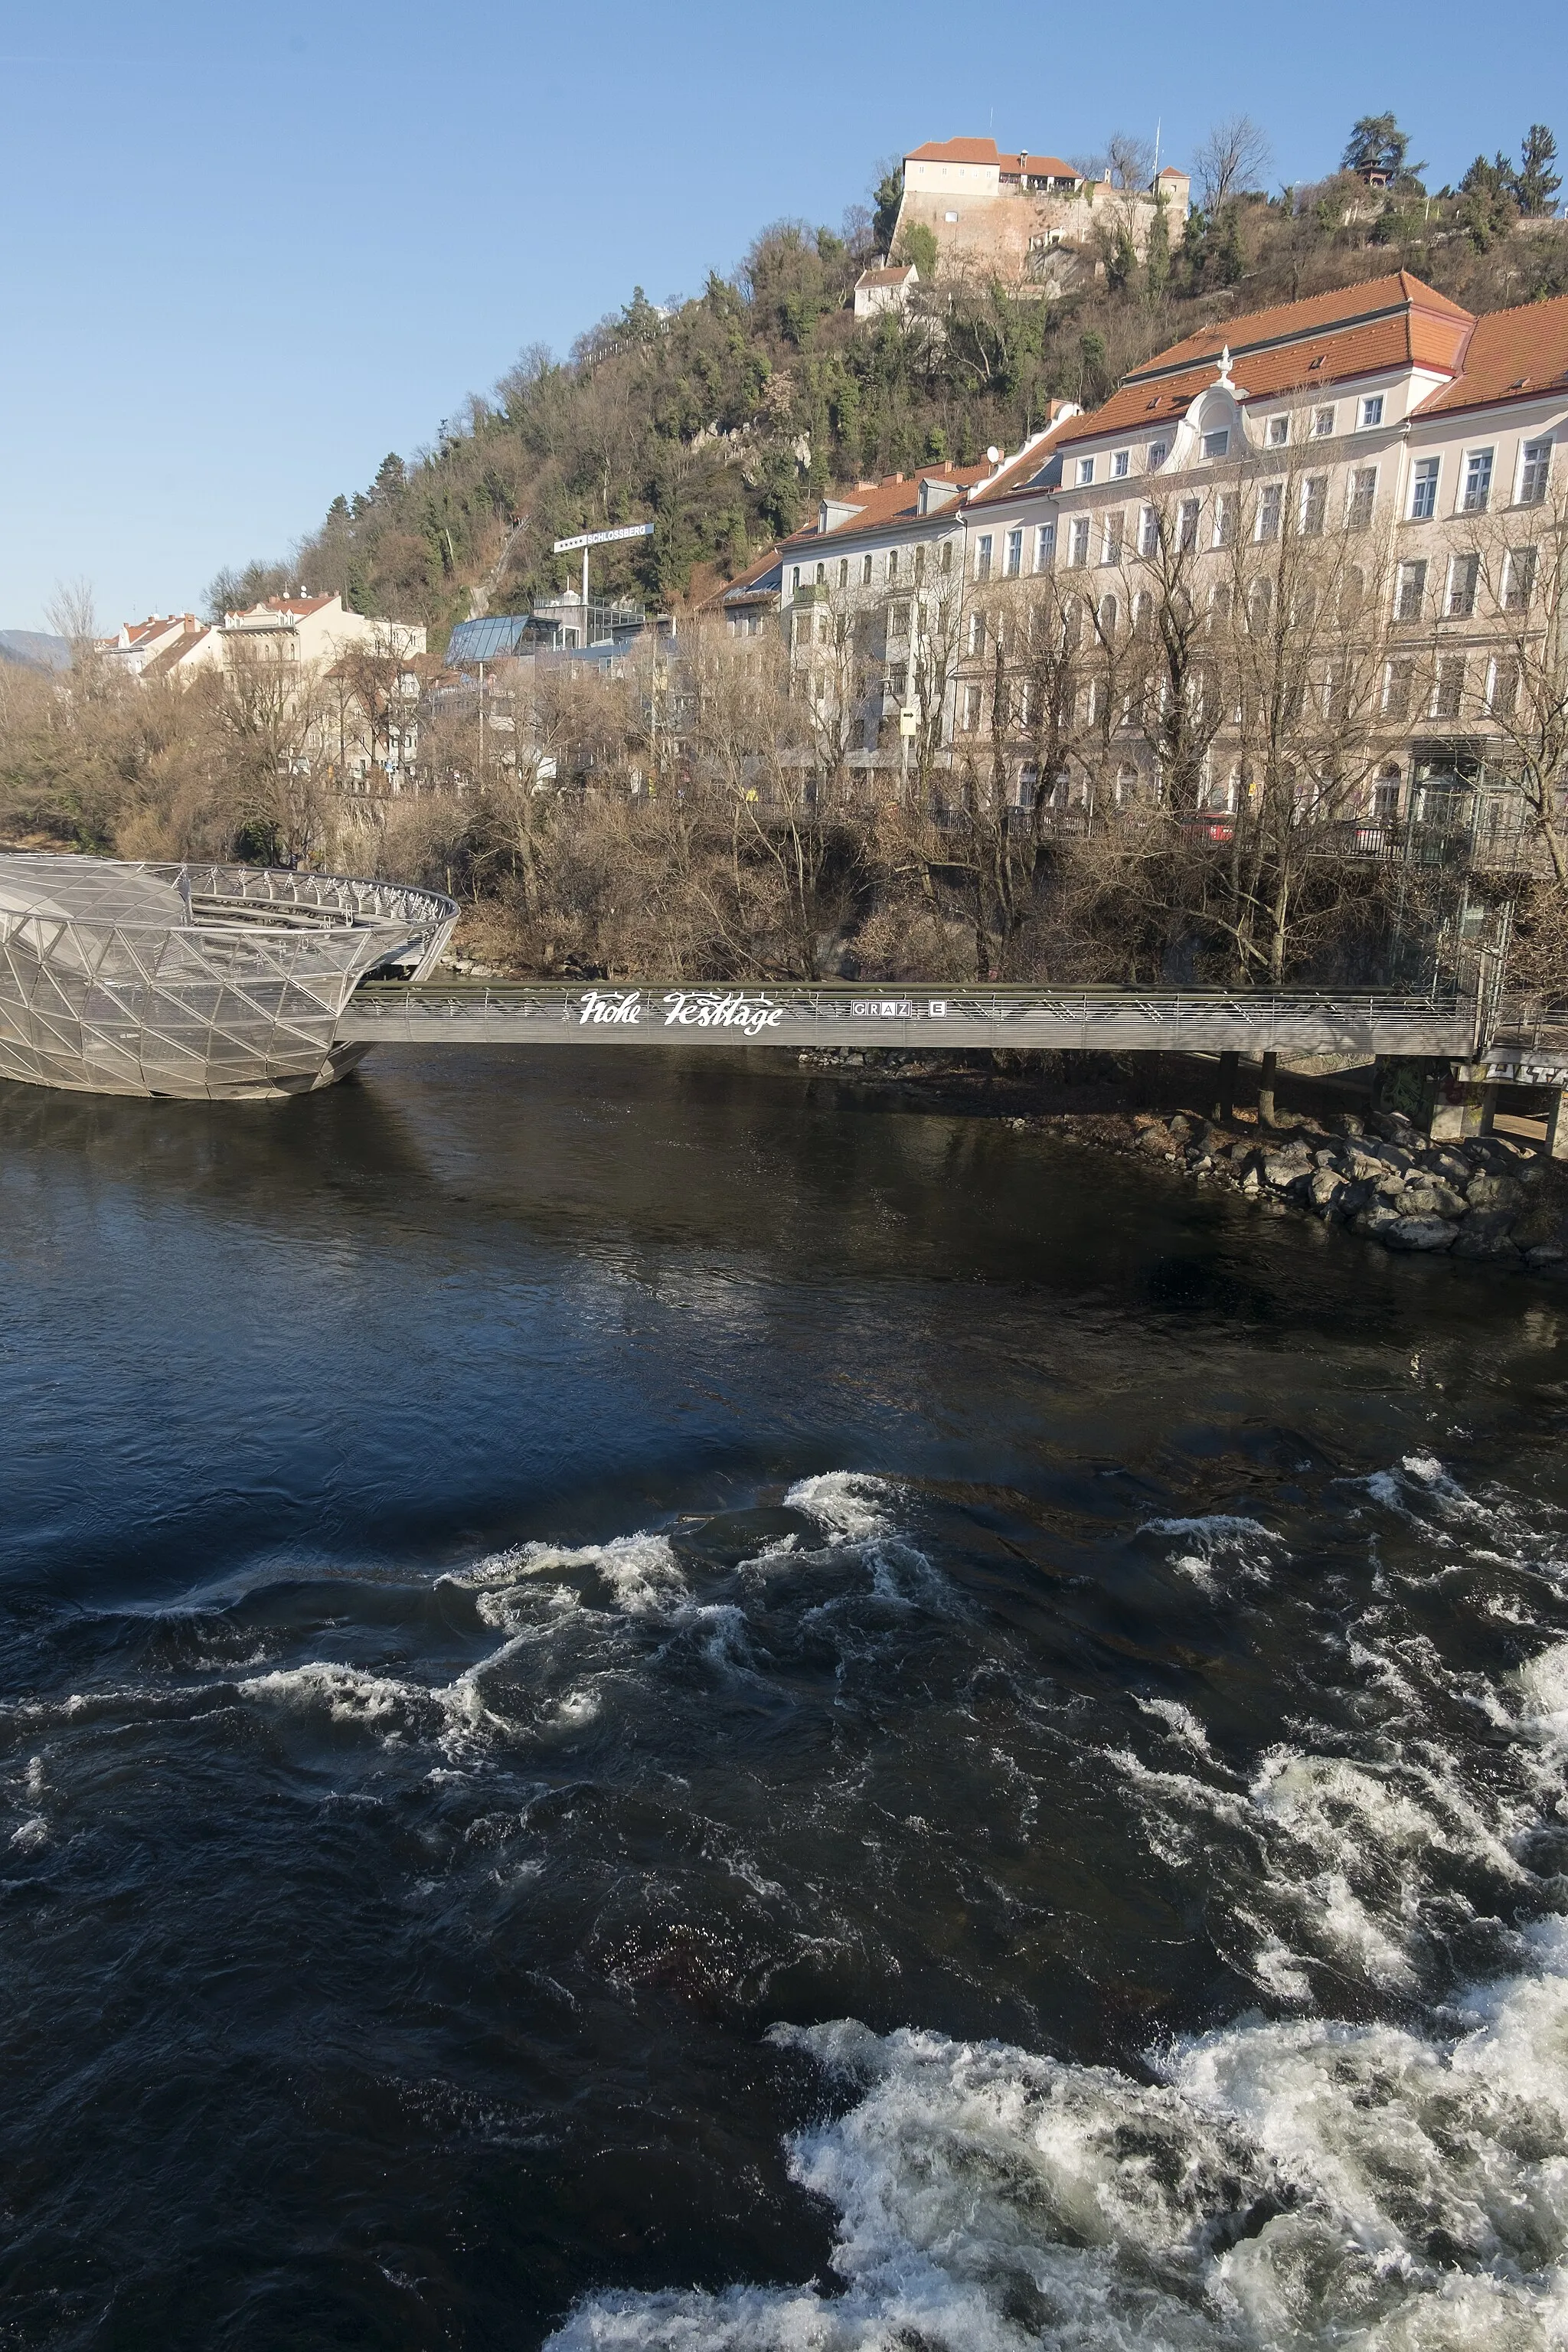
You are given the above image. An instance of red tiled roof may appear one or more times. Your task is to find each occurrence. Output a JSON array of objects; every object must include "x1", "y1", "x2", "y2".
[
  {"x1": 906, "y1": 137, "x2": 1002, "y2": 166},
  {"x1": 1416, "y1": 289, "x2": 1568, "y2": 416},
  {"x1": 857, "y1": 266, "x2": 917, "y2": 287},
  {"x1": 262, "y1": 594, "x2": 336, "y2": 616},
  {"x1": 1052, "y1": 272, "x2": 1475, "y2": 450},
  {"x1": 904, "y1": 137, "x2": 1082, "y2": 181},
  {"x1": 780, "y1": 466, "x2": 991, "y2": 550},
  {"x1": 964, "y1": 410, "x2": 1083, "y2": 506}
]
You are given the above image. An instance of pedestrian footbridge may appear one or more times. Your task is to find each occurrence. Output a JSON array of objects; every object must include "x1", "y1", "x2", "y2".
[{"x1": 342, "y1": 980, "x2": 1477, "y2": 1061}]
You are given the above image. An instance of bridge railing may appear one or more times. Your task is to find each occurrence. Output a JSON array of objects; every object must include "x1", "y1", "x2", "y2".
[{"x1": 348, "y1": 977, "x2": 1475, "y2": 1053}]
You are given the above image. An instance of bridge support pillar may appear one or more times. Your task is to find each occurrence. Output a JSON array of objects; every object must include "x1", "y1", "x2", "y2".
[
  {"x1": 1213, "y1": 1050, "x2": 1240, "y2": 1122},
  {"x1": 1547, "y1": 1086, "x2": 1568, "y2": 1163},
  {"x1": 1426, "y1": 1073, "x2": 1495, "y2": 1143}
]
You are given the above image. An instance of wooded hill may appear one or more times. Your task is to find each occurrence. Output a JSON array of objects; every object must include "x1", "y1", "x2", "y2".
[{"x1": 214, "y1": 131, "x2": 1568, "y2": 648}]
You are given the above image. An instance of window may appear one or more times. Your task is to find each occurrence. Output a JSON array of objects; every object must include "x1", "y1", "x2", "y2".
[
  {"x1": 941, "y1": 541, "x2": 952, "y2": 572},
  {"x1": 1034, "y1": 521, "x2": 1056, "y2": 569},
  {"x1": 1098, "y1": 593, "x2": 1119, "y2": 635},
  {"x1": 1520, "y1": 439, "x2": 1553, "y2": 505},
  {"x1": 1268, "y1": 415, "x2": 1289, "y2": 447},
  {"x1": 887, "y1": 547, "x2": 899, "y2": 581},
  {"x1": 1015, "y1": 681, "x2": 1032, "y2": 727},
  {"x1": 1246, "y1": 577, "x2": 1272, "y2": 634},
  {"x1": 1410, "y1": 457, "x2": 1439, "y2": 520},
  {"x1": 1214, "y1": 492, "x2": 1239, "y2": 547},
  {"x1": 962, "y1": 684, "x2": 982, "y2": 730},
  {"x1": 1004, "y1": 527, "x2": 1023, "y2": 578},
  {"x1": 791, "y1": 566, "x2": 802, "y2": 593},
  {"x1": 1068, "y1": 516, "x2": 1091, "y2": 567},
  {"x1": 1102, "y1": 511, "x2": 1124, "y2": 564},
  {"x1": 1504, "y1": 547, "x2": 1537, "y2": 611},
  {"x1": 862, "y1": 553, "x2": 873, "y2": 584},
  {"x1": 888, "y1": 599, "x2": 911, "y2": 639},
  {"x1": 1076, "y1": 457, "x2": 1095, "y2": 485},
  {"x1": 1489, "y1": 658, "x2": 1519, "y2": 717},
  {"x1": 1138, "y1": 505, "x2": 1160, "y2": 557},
  {"x1": 1446, "y1": 552, "x2": 1479, "y2": 618},
  {"x1": 815, "y1": 562, "x2": 825, "y2": 583},
  {"x1": 1347, "y1": 466, "x2": 1377, "y2": 530},
  {"x1": 1178, "y1": 498, "x2": 1200, "y2": 550},
  {"x1": 1371, "y1": 767, "x2": 1401, "y2": 822},
  {"x1": 886, "y1": 662, "x2": 907, "y2": 702},
  {"x1": 1301, "y1": 476, "x2": 1328, "y2": 535},
  {"x1": 1361, "y1": 394, "x2": 1385, "y2": 428},
  {"x1": 914, "y1": 544, "x2": 926, "y2": 583},
  {"x1": 838, "y1": 558, "x2": 849, "y2": 586},
  {"x1": 1202, "y1": 428, "x2": 1230, "y2": 459},
  {"x1": 1112, "y1": 449, "x2": 1130, "y2": 479},
  {"x1": 1432, "y1": 656, "x2": 1465, "y2": 719},
  {"x1": 967, "y1": 609, "x2": 984, "y2": 655},
  {"x1": 1383, "y1": 661, "x2": 1413, "y2": 720},
  {"x1": 1462, "y1": 449, "x2": 1494, "y2": 512},
  {"x1": 975, "y1": 534, "x2": 992, "y2": 581},
  {"x1": 1313, "y1": 407, "x2": 1335, "y2": 437},
  {"x1": 1257, "y1": 482, "x2": 1282, "y2": 542},
  {"x1": 1395, "y1": 558, "x2": 1426, "y2": 622},
  {"x1": 1148, "y1": 439, "x2": 1168, "y2": 468}
]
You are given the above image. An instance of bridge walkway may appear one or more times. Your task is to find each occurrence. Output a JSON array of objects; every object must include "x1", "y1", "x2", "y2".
[{"x1": 341, "y1": 980, "x2": 1478, "y2": 1060}]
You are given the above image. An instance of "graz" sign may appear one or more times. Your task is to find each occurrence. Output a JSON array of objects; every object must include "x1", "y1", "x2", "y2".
[{"x1": 576, "y1": 989, "x2": 786, "y2": 1036}]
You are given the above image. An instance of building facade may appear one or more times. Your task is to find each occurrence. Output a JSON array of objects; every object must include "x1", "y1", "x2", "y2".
[
  {"x1": 893, "y1": 136, "x2": 1189, "y2": 292},
  {"x1": 947, "y1": 272, "x2": 1568, "y2": 847}
]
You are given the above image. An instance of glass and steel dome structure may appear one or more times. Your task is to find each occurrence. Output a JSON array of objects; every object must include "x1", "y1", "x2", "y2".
[{"x1": 0, "y1": 855, "x2": 457, "y2": 1099}]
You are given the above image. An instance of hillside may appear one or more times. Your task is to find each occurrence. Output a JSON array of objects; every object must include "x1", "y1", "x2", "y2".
[{"x1": 216, "y1": 142, "x2": 1568, "y2": 648}]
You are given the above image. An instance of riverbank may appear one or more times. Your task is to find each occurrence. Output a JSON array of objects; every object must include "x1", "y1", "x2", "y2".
[{"x1": 797, "y1": 1045, "x2": 1568, "y2": 1278}]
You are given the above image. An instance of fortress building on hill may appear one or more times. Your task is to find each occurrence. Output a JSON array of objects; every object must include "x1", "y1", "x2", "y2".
[{"x1": 892, "y1": 136, "x2": 1190, "y2": 292}]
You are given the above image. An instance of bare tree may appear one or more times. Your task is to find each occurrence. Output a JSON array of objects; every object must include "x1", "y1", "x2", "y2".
[
  {"x1": 1192, "y1": 116, "x2": 1272, "y2": 212},
  {"x1": 1450, "y1": 483, "x2": 1568, "y2": 892}
]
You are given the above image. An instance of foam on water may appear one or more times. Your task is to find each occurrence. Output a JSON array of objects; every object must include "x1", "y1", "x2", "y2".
[
  {"x1": 547, "y1": 1927, "x2": 1568, "y2": 2351},
  {"x1": 785, "y1": 1472, "x2": 898, "y2": 1540},
  {"x1": 546, "y1": 1464, "x2": 1568, "y2": 2350}
]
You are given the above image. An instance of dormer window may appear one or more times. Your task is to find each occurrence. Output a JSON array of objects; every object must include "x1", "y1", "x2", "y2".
[
  {"x1": 1076, "y1": 457, "x2": 1095, "y2": 485},
  {"x1": 1202, "y1": 429, "x2": 1230, "y2": 459}
]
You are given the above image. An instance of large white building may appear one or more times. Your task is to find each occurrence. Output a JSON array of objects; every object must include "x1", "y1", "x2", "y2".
[{"x1": 953, "y1": 270, "x2": 1568, "y2": 824}]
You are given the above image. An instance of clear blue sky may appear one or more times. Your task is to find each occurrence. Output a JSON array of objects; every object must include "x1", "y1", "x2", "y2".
[{"x1": 0, "y1": 0, "x2": 1552, "y2": 629}]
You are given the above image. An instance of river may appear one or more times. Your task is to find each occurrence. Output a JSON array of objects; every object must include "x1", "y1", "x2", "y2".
[{"x1": 3, "y1": 1047, "x2": 1567, "y2": 2350}]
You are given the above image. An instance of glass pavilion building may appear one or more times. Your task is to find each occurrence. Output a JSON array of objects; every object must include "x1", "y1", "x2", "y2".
[{"x1": 0, "y1": 856, "x2": 456, "y2": 1099}]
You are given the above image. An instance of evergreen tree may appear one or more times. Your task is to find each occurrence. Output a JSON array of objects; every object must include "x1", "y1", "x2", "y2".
[
  {"x1": 872, "y1": 163, "x2": 903, "y2": 254},
  {"x1": 1514, "y1": 124, "x2": 1562, "y2": 216},
  {"x1": 1341, "y1": 113, "x2": 1411, "y2": 179},
  {"x1": 1144, "y1": 191, "x2": 1171, "y2": 297}
]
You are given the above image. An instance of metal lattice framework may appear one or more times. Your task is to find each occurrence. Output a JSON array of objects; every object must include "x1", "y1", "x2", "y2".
[{"x1": 0, "y1": 856, "x2": 457, "y2": 1099}]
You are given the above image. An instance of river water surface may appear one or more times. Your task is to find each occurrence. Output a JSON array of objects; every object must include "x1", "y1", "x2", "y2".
[{"x1": 4, "y1": 1048, "x2": 1568, "y2": 2350}]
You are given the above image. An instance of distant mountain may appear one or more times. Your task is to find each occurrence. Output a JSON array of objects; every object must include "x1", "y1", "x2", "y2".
[{"x1": 0, "y1": 632, "x2": 70, "y2": 671}]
